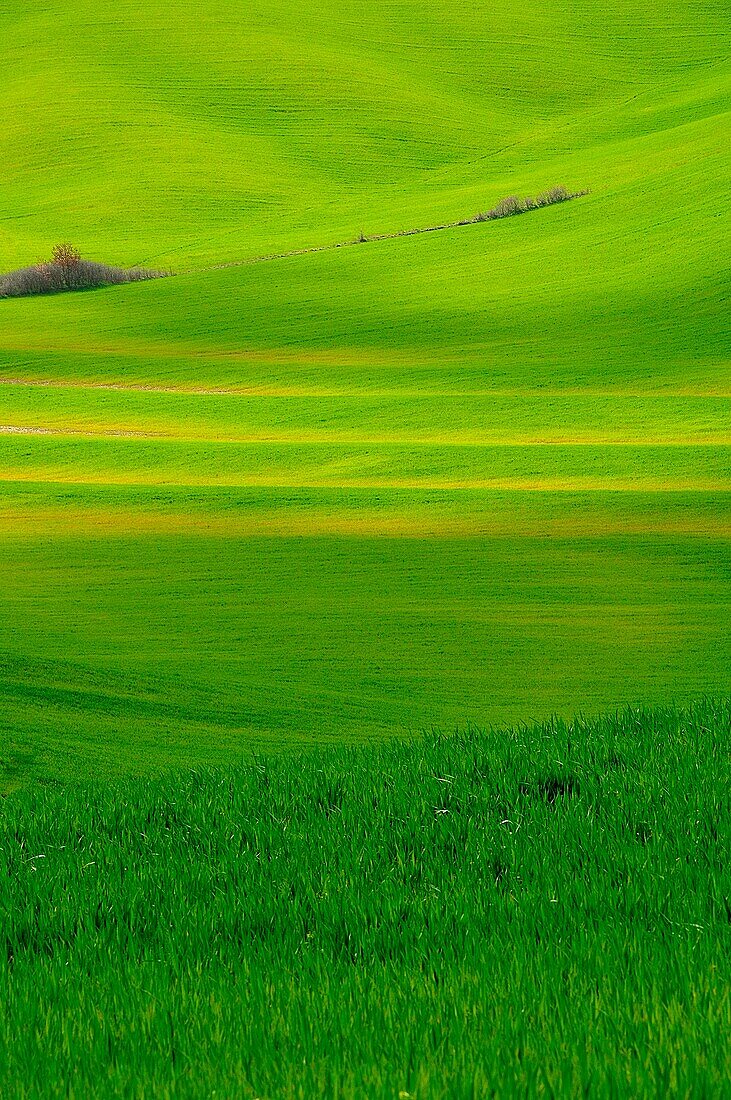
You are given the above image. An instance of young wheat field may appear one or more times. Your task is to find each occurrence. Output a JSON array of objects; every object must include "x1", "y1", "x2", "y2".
[
  {"x1": 1, "y1": 0, "x2": 729, "y2": 1094},
  {"x1": 1, "y1": 0, "x2": 730, "y2": 779}
]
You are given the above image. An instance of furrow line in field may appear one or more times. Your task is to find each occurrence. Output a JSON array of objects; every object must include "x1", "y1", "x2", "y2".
[
  {"x1": 1, "y1": 510, "x2": 729, "y2": 541},
  {"x1": 0, "y1": 474, "x2": 728, "y2": 491},
  {"x1": 1, "y1": 379, "x2": 730, "y2": 398},
  {"x1": 184, "y1": 190, "x2": 590, "y2": 275},
  {"x1": 1, "y1": 426, "x2": 730, "y2": 445}
]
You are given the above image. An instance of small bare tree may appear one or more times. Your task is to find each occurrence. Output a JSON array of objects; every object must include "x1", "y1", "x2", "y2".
[
  {"x1": 51, "y1": 243, "x2": 81, "y2": 267},
  {"x1": 1, "y1": 242, "x2": 170, "y2": 298},
  {"x1": 50, "y1": 243, "x2": 82, "y2": 289}
]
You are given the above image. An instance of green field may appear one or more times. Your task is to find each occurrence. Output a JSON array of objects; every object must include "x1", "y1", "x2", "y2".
[
  {"x1": 2, "y1": 0, "x2": 730, "y2": 1094},
  {"x1": 2, "y1": 0, "x2": 729, "y2": 269},
  {"x1": 1, "y1": 0, "x2": 730, "y2": 782},
  {"x1": 3, "y1": 702, "x2": 730, "y2": 1097}
]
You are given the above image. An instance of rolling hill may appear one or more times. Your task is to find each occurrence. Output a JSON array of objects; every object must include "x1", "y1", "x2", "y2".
[{"x1": 1, "y1": 0, "x2": 729, "y2": 783}]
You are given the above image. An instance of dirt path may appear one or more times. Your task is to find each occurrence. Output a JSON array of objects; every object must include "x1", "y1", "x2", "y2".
[
  {"x1": 181, "y1": 190, "x2": 589, "y2": 275},
  {"x1": 188, "y1": 218, "x2": 472, "y2": 275}
]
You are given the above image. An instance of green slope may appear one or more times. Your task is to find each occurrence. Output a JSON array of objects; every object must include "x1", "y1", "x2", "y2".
[
  {"x1": 2, "y1": 0, "x2": 728, "y2": 267},
  {"x1": 0, "y1": 0, "x2": 729, "y2": 781}
]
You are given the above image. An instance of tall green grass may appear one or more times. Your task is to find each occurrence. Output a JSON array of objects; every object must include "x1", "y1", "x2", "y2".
[{"x1": 2, "y1": 701, "x2": 729, "y2": 1098}]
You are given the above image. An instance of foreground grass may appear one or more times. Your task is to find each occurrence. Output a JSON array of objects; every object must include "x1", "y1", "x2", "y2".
[{"x1": 2, "y1": 700, "x2": 729, "y2": 1098}]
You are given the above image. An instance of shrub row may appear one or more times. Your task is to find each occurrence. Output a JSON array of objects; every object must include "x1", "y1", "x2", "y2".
[
  {"x1": 0, "y1": 245, "x2": 170, "y2": 298},
  {"x1": 467, "y1": 184, "x2": 589, "y2": 224}
]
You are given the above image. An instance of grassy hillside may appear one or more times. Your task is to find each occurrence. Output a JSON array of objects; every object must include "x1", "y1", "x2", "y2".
[
  {"x1": 1, "y1": 0, "x2": 727, "y2": 269},
  {"x1": 2, "y1": 702, "x2": 730, "y2": 1098},
  {"x1": 3, "y1": 535, "x2": 729, "y2": 785},
  {"x1": 1, "y1": 0, "x2": 729, "y2": 781}
]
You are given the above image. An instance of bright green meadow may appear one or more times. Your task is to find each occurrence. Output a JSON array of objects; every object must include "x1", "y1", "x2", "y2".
[
  {"x1": 1, "y1": 0, "x2": 729, "y2": 776},
  {"x1": 2, "y1": 702, "x2": 730, "y2": 1098},
  {"x1": 1, "y1": 0, "x2": 730, "y2": 1094}
]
